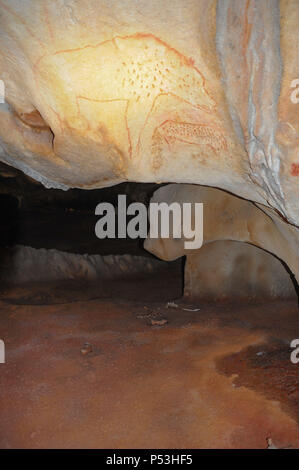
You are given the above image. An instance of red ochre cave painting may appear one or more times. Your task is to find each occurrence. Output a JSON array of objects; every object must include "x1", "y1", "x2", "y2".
[
  {"x1": 34, "y1": 33, "x2": 217, "y2": 159},
  {"x1": 291, "y1": 163, "x2": 299, "y2": 177},
  {"x1": 155, "y1": 120, "x2": 227, "y2": 153}
]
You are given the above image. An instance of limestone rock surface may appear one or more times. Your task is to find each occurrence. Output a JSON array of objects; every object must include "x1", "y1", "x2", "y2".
[{"x1": 0, "y1": 1, "x2": 298, "y2": 224}]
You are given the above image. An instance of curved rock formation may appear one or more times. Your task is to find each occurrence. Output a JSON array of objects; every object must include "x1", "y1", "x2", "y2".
[
  {"x1": 0, "y1": 245, "x2": 165, "y2": 284},
  {"x1": 144, "y1": 183, "x2": 299, "y2": 298},
  {"x1": 184, "y1": 241, "x2": 297, "y2": 301}
]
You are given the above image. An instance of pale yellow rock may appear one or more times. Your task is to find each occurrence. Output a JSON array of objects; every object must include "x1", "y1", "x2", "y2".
[
  {"x1": 144, "y1": 184, "x2": 299, "y2": 287},
  {"x1": 184, "y1": 241, "x2": 297, "y2": 301}
]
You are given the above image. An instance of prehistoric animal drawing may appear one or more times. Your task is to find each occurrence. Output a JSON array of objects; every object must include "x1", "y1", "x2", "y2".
[
  {"x1": 155, "y1": 120, "x2": 227, "y2": 153},
  {"x1": 35, "y1": 33, "x2": 216, "y2": 158}
]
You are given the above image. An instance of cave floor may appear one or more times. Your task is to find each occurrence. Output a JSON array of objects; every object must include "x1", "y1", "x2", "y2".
[{"x1": 0, "y1": 279, "x2": 298, "y2": 449}]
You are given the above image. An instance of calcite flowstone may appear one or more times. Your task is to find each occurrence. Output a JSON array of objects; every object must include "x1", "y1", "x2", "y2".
[
  {"x1": 0, "y1": 245, "x2": 164, "y2": 283},
  {"x1": 0, "y1": 0, "x2": 298, "y2": 225}
]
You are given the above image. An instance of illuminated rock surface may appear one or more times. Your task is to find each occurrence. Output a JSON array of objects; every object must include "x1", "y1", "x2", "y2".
[
  {"x1": 0, "y1": 0, "x2": 298, "y2": 224},
  {"x1": 144, "y1": 184, "x2": 299, "y2": 296}
]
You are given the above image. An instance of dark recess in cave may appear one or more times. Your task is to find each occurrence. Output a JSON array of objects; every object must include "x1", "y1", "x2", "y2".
[
  {"x1": 0, "y1": 161, "x2": 160, "y2": 255},
  {"x1": 0, "y1": 162, "x2": 184, "y2": 302}
]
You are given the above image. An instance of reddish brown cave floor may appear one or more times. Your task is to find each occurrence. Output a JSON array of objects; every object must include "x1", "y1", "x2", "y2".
[
  {"x1": 217, "y1": 341, "x2": 299, "y2": 425},
  {"x1": 0, "y1": 281, "x2": 298, "y2": 449}
]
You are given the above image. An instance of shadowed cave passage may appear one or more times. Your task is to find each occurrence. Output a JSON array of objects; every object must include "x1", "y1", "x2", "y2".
[{"x1": 0, "y1": 164, "x2": 183, "y2": 301}]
